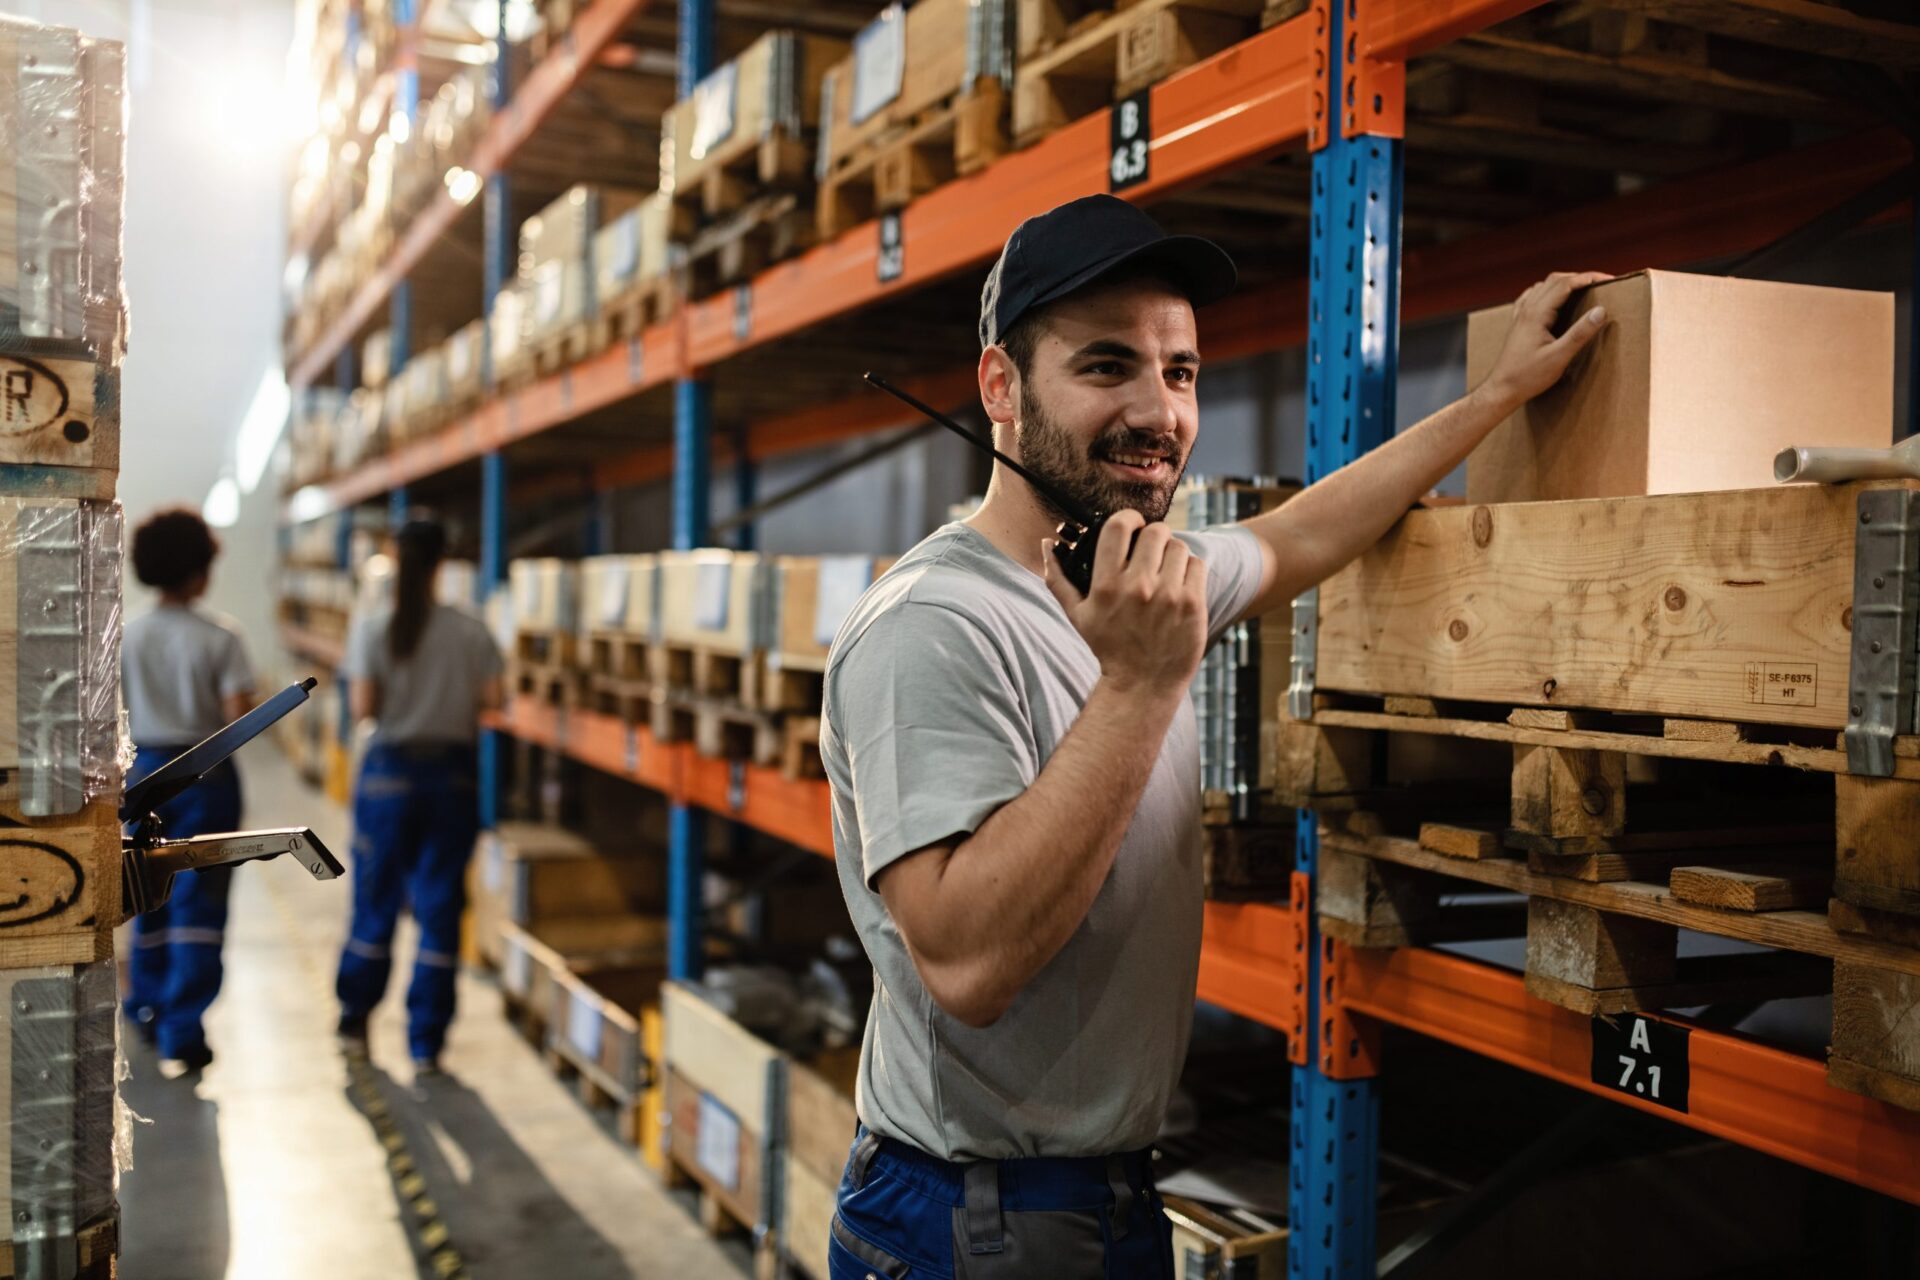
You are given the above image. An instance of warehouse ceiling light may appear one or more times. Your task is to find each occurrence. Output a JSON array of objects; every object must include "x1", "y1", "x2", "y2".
[
  {"x1": 235, "y1": 367, "x2": 292, "y2": 494},
  {"x1": 202, "y1": 475, "x2": 241, "y2": 530},
  {"x1": 445, "y1": 167, "x2": 482, "y2": 206}
]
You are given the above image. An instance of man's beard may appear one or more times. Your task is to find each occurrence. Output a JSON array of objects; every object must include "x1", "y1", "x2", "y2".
[{"x1": 1014, "y1": 387, "x2": 1188, "y2": 525}]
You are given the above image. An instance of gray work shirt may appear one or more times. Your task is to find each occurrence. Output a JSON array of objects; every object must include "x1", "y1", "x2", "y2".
[
  {"x1": 123, "y1": 604, "x2": 256, "y2": 747},
  {"x1": 345, "y1": 604, "x2": 503, "y2": 745},
  {"x1": 821, "y1": 521, "x2": 1265, "y2": 1161}
]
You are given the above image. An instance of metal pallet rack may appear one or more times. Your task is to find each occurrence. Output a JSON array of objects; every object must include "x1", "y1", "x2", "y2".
[{"x1": 276, "y1": 0, "x2": 1920, "y2": 1271}]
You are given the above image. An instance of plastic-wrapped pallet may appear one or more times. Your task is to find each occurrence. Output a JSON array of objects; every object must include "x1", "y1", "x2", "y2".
[
  {"x1": 0, "y1": 16, "x2": 128, "y2": 502},
  {"x1": 1172, "y1": 478, "x2": 1298, "y2": 821}
]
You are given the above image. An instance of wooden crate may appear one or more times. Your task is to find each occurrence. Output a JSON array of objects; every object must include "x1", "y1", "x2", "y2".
[
  {"x1": 0, "y1": 962, "x2": 117, "y2": 1274},
  {"x1": 662, "y1": 981, "x2": 785, "y2": 1252},
  {"x1": 472, "y1": 822, "x2": 666, "y2": 967},
  {"x1": 763, "y1": 555, "x2": 890, "y2": 710},
  {"x1": 1012, "y1": 0, "x2": 1263, "y2": 147},
  {"x1": 547, "y1": 961, "x2": 667, "y2": 1107},
  {"x1": 0, "y1": 499, "x2": 121, "y2": 824},
  {"x1": 0, "y1": 353, "x2": 120, "y2": 500},
  {"x1": 683, "y1": 191, "x2": 816, "y2": 301},
  {"x1": 592, "y1": 193, "x2": 690, "y2": 316},
  {"x1": 785, "y1": 1046, "x2": 860, "y2": 1186},
  {"x1": 814, "y1": 0, "x2": 1010, "y2": 241},
  {"x1": 663, "y1": 31, "x2": 849, "y2": 221},
  {"x1": 780, "y1": 1151, "x2": 836, "y2": 1280},
  {"x1": 496, "y1": 915, "x2": 671, "y2": 1032},
  {"x1": 0, "y1": 801, "x2": 123, "y2": 968},
  {"x1": 662, "y1": 980, "x2": 783, "y2": 1136},
  {"x1": 509, "y1": 557, "x2": 580, "y2": 633},
  {"x1": 663, "y1": 1067, "x2": 781, "y2": 1279},
  {"x1": 1164, "y1": 1194, "x2": 1287, "y2": 1279},
  {"x1": 656, "y1": 550, "x2": 763, "y2": 662}
]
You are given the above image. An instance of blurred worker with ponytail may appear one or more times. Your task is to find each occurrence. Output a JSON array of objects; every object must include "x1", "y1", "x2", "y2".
[{"x1": 334, "y1": 515, "x2": 503, "y2": 1076}]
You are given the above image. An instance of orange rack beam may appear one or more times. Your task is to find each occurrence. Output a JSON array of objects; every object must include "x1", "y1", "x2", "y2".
[
  {"x1": 1197, "y1": 898, "x2": 1303, "y2": 1036},
  {"x1": 288, "y1": 0, "x2": 656, "y2": 391},
  {"x1": 1338, "y1": 944, "x2": 1920, "y2": 1207}
]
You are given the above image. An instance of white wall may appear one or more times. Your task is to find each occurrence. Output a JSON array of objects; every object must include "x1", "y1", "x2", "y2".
[{"x1": 22, "y1": 0, "x2": 293, "y2": 665}]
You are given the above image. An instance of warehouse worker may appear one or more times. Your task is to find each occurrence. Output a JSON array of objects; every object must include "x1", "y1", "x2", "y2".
[
  {"x1": 334, "y1": 516, "x2": 503, "y2": 1076},
  {"x1": 123, "y1": 508, "x2": 256, "y2": 1077},
  {"x1": 820, "y1": 193, "x2": 1609, "y2": 1276}
]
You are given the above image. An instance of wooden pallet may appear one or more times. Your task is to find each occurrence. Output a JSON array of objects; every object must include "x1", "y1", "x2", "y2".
[
  {"x1": 745, "y1": 663, "x2": 823, "y2": 716},
  {"x1": 650, "y1": 694, "x2": 783, "y2": 768},
  {"x1": 661, "y1": 1152, "x2": 781, "y2": 1280},
  {"x1": 587, "y1": 673, "x2": 652, "y2": 723},
  {"x1": 588, "y1": 276, "x2": 677, "y2": 352},
  {"x1": 515, "y1": 628, "x2": 580, "y2": 669},
  {"x1": 781, "y1": 716, "x2": 824, "y2": 782},
  {"x1": 528, "y1": 321, "x2": 596, "y2": 378},
  {"x1": 650, "y1": 643, "x2": 755, "y2": 702},
  {"x1": 684, "y1": 193, "x2": 815, "y2": 301},
  {"x1": 512, "y1": 661, "x2": 585, "y2": 709},
  {"x1": 815, "y1": 84, "x2": 1007, "y2": 241},
  {"x1": 1012, "y1": 0, "x2": 1264, "y2": 147},
  {"x1": 585, "y1": 630, "x2": 650, "y2": 682},
  {"x1": 670, "y1": 129, "x2": 816, "y2": 223}
]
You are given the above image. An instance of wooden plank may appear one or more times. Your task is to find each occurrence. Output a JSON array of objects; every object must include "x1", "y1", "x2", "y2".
[
  {"x1": 1835, "y1": 775, "x2": 1920, "y2": 918},
  {"x1": 1318, "y1": 828, "x2": 1920, "y2": 979},
  {"x1": 1588, "y1": 0, "x2": 1920, "y2": 69},
  {"x1": 1831, "y1": 963, "x2": 1920, "y2": 1109},
  {"x1": 1510, "y1": 745, "x2": 1625, "y2": 840},
  {"x1": 1418, "y1": 822, "x2": 1504, "y2": 860},
  {"x1": 1670, "y1": 863, "x2": 1830, "y2": 913},
  {"x1": 0, "y1": 803, "x2": 123, "y2": 954},
  {"x1": 1508, "y1": 822, "x2": 1833, "y2": 860},
  {"x1": 1526, "y1": 896, "x2": 1676, "y2": 991},
  {"x1": 662, "y1": 980, "x2": 782, "y2": 1134},
  {"x1": 1532, "y1": 841, "x2": 1826, "y2": 886},
  {"x1": 1314, "y1": 483, "x2": 1889, "y2": 732},
  {"x1": 1526, "y1": 948, "x2": 1832, "y2": 1016},
  {"x1": 782, "y1": 1151, "x2": 837, "y2": 1280},
  {"x1": 1663, "y1": 718, "x2": 1747, "y2": 743},
  {"x1": 785, "y1": 1048, "x2": 861, "y2": 1186}
]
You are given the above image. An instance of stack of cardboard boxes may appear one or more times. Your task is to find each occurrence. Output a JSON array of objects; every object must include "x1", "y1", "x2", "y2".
[{"x1": 0, "y1": 15, "x2": 131, "y2": 1275}]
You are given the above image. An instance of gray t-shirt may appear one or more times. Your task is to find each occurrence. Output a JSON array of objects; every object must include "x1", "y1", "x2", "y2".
[
  {"x1": 821, "y1": 521, "x2": 1265, "y2": 1161},
  {"x1": 346, "y1": 603, "x2": 503, "y2": 745},
  {"x1": 123, "y1": 604, "x2": 256, "y2": 746}
]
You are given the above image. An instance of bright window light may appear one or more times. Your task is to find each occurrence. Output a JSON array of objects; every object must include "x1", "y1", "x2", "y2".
[
  {"x1": 203, "y1": 475, "x2": 241, "y2": 529},
  {"x1": 235, "y1": 367, "x2": 292, "y2": 494}
]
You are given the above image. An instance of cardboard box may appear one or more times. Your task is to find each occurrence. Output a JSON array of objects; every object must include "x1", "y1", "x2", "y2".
[
  {"x1": 770, "y1": 556, "x2": 892, "y2": 672},
  {"x1": 0, "y1": 16, "x2": 127, "y2": 364},
  {"x1": 580, "y1": 554, "x2": 657, "y2": 637},
  {"x1": 443, "y1": 319, "x2": 486, "y2": 402},
  {"x1": 817, "y1": 0, "x2": 1001, "y2": 174},
  {"x1": 517, "y1": 184, "x2": 645, "y2": 277},
  {"x1": 1466, "y1": 271, "x2": 1894, "y2": 503},
  {"x1": 663, "y1": 31, "x2": 847, "y2": 195},
  {"x1": 510, "y1": 557, "x2": 579, "y2": 632},
  {"x1": 592, "y1": 193, "x2": 687, "y2": 301},
  {"x1": 657, "y1": 550, "x2": 762, "y2": 653}
]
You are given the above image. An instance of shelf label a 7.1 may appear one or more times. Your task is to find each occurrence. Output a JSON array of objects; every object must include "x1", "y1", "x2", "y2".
[{"x1": 1591, "y1": 1013, "x2": 1690, "y2": 1113}]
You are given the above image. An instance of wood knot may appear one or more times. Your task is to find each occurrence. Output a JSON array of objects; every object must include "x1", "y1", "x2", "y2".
[
  {"x1": 1541, "y1": 678, "x2": 1557, "y2": 700},
  {"x1": 1447, "y1": 619, "x2": 1469, "y2": 642},
  {"x1": 1663, "y1": 585, "x2": 1686, "y2": 611},
  {"x1": 1471, "y1": 506, "x2": 1493, "y2": 548},
  {"x1": 1580, "y1": 785, "x2": 1610, "y2": 816},
  {"x1": 1842, "y1": 605, "x2": 1853, "y2": 632}
]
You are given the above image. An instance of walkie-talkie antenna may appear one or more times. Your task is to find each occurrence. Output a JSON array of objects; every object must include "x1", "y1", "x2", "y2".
[{"x1": 861, "y1": 373, "x2": 1099, "y2": 528}]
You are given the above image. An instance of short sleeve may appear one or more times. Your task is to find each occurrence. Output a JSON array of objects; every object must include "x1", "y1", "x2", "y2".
[
  {"x1": 1175, "y1": 526, "x2": 1266, "y2": 643},
  {"x1": 217, "y1": 626, "x2": 256, "y2": 697},
  {"x1": 827, "y1": 603, "x2": 1036, "y2": 890},
  {"x1": 344, "y1": 613, "x2": 380, "y2": 682}
]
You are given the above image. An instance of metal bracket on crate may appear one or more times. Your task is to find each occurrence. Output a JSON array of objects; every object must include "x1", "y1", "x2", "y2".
[
  {"x1": 1285, "y1": 586, "x2": 1318, "y2": 722},
  {"x1": 10, "y1": 964, "x2": 115, "y2": 1280},
  {"x1": 15, "y1": 503, "x2": 111, "y2": 817},
  {"x1": 1845, "y1": 488, "x2": 1920, "y2": 776}
]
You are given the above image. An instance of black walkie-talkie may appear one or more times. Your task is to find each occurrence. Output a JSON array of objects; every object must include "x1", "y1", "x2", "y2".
[{"x1": 863, "y1": 372, "x2": 1111, "y2": 595}]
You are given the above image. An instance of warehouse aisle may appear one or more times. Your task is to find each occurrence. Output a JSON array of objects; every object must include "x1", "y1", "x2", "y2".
[{"x1": 118, "y1": 747, "x2": 739, "y2": 1280}]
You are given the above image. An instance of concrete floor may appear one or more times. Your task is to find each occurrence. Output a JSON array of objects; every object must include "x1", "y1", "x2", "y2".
[{"x1": 118, "y1": 746, "x2": 742, "y2": 1280}]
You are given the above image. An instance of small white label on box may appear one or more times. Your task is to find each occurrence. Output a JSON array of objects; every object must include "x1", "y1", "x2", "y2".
[
  {"x1": 607, "y1": 213, "x2": 640, "y2": 283},
  {"x1": 852, "y1": 5, "x2": 905, "y2": 126},
  {"x1": 482, "y1": 834, "x2": 503, "y2": 893},
  {"x1": 503, "y1": 943, "x2": 531, "y2": 997},
  {"x1": 695, "y1": 562, "x2": 732, "y2": 633},
  {"x1": 567, "y1": 990, "x2": 602, "y2": 1060},
  {"x1": 696, "y1": 1093, "x2": 742, "y2": 1191},
  {"x1": 814, "y1": 557, "x2": 874, "y2": 649},
  {"x1": 533, "y1": 260, "x2": 566, "y2": 327},
  {"x1": 595, "y1": 562, "x2": 631, "y2": 628},
  {"x1": 691, "y1": 61, "x2": 738, "y2": 160}
]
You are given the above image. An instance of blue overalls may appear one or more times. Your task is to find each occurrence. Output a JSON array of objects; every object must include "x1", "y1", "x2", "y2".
[
  {"x1": 123, "y1": 746, "x2": 242, "y2": 1059},
  {"x1": 334, "y1": 741, "x2": 479, "y2": 1061},
  {"x1": 830, "y1": 1126, "x2": 1174, "y2": 1279}
]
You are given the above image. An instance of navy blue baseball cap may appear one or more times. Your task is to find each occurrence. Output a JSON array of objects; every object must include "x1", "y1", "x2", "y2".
[{"x1": 978, "y1": 194, "x2": 1238, "y2": 348}]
